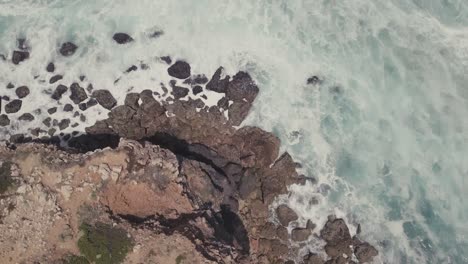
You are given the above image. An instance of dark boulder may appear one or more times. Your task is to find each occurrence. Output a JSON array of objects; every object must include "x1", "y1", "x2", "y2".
[
  {"x1": 59, "y1": 42, "x2": 78, "y2": 56},
  {"x1": 12, "y1": 50, "x2": 29, "y2": 64},
  {"x1": 0, "y1": 115, "x2": 10, "y2": 126},
  {"x1": 125, "y1": 65, "x2": 137, "y2": 73},
  {"x1": 226, "y1": 71, "x2": 258, "y2": 103},
  {"x1": 276, "y1": 205, "x2": 298, "y2": 226},
  {"x1": 167, "y1": 60, "x2": 191, "y2": 79},
  {"x1": 113, "y1": 33, "x2": 134, "y2": 44},
  {"x1": 58, "y1": 119, "x2": 70, "y2": 130},
  {"x1": 192, "y1": 85, "x2": 203, "y2": 95},
  {"x1": 18, "y1": 113, "x2": 34, "y2": 121},
  {"x1": 307, "y1": 76, "x2": 322, "y2": 85},
  {"x1": 171, "y1": 86, "x2": 189, "y2": 99},
  {"x1": 6, "y1": 83, "x2": 14, "y2": 89},
  {"x1": 46, "y1": 62, "x2": 55, "y2": 73},
  {"x1": 43, "y1": 117, "x2": 51, "y2": 127},
  {"x1": 320, "y1": 217, "x2": 351, "y2": 244},
  {"x1": 5, "y1": 99, "x2": 22, "y2": 113},
  {"x1": 92, "y1": 90, "x2": 117, "y2": 110},
  {"x1": 17, "y1": 38, "x2": 28, "y2": 50},
  {"x1": 49, "y1": 74, "x2": 63, "y2": 84},
  {"x1": 51, "y1": 85, "x2": 68, "y2": 100},
  {"x1": 206, "y1": 67, "x2": 230, "y2": 93},
  {"x1": 354, "y1": 242, "x2": 378, "y2": 263},
  {"x1": 291, "y1": 227, "x2": 312, "y2": 242},
  {"x1": 15, "y1": 86, "x2": 30, "y2": 98},
  {"x1": 63, "y1": 104, "x2": 74, "y2": 112},
  {"x1": 70, "y1": 83, "x2": 88, "y2": 104},
  {"x1": 47, "y1": 107, "x2": 57, "y2": 114}
]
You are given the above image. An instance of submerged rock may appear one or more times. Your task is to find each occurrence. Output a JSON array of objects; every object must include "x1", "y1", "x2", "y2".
[
  {"x1": 167, "y1": 60, "x2": 191, "y2": 79},
  {"x1": 18, "y1": 113, "x2": 34, "y2": 121},
  {"x1": 51, "y1": 85, "x2": 68, "y2": 100},
  {"x1": 59, "y1": 42, "x2": 78, "y2": 56},
  {"x1": 12, "y1": 50, "x2": 29, "y2": 64},
  {"x1": 0, "y1": 114, "x2": 10, "y2": 126},
  {"x1": 113, "y1": 33, "x2": 134, "y2": 44},
  {"x1": 15, "y1": 86, "x2": 30, "y2": 98}
]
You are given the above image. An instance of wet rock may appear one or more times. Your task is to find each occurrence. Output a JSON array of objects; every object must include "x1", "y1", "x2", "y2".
[
  {"x1": 160, "y1": 56, "x2": 172, "y2": 64},
  {"x1": 43, "y1": 117, "x2": 51, "y2": 127},
  {"x1": 12, "y1": 50, "x2": 29, "y2": 64},
  {"x1": 49, "y1": 74, "x2": 63, "y2": 84},
  {"x1": 113, "y1": 33, "x2": 134, "y2": 44},
  {"x1": 206, "y1": 67, "x2": 230, "y2": 93},
  {"x1": 78, "y1": 103, "x2": 87, "y2": 111},
  {"x1": 58, "y1": 119, "x2": 70, "y2": 130},
  {"x1": 0, "y1": 114, "x2": 10, "y2": 126},
  {"x1": 51, "y1": 85, "x2": 68, "y2": 100},
  {"x1": 303, "y1": 253, "x2": 326, "y2": 264},
  {"x1": 124, "y1": 93, "x2": 140, "y2": 109},
  {"x1": 59, "y1": 42, "x2": 78, "y2": 56},
  {"x1": 70, "y1": 83, "x2": 88, "y2": 104},
  {"x1": 48, "y1": 128, "x2": 56, "y2": 136},
  {"x1": 6, "y1": 83, "x2": 14, "y2": 89},
  {"x1": 217, "y1": 97, "x2": 229, "y2": 109},
  {"x1": 92, "y1": 90, "x2": 117, "y2": 110},
  {"x1": 354, "y1": 242, "x2": 378, "y2": 263},
  {"x1": 46, "y1": 62, "x2": 55, "y2": 73},
  {"x1": 320, "y1": 218, "x2": 351, "y2": 244},
  {"x1": 5, "y1": 99, "x2": 22, "y2": 113},
  {"x1": 226, "y1": 71, "x2": 258, "y2": 103},
  {"x1": 291, "y1": 227, "x2": 311, "y2": 242},
  {"x1": 171, "y1": 86, "x2": 189, "y2": 99},
  {"x1": 17, "y1": 38, "x2": 28, "y2": 50},
  {"x1": 80, "y1": 114, "x2": 86, "y2": 122},
  {"x1": 79, "y1": 75, "x2": 86, "y2": 81},
  {"x1": 63, "y1": 104, "x2": 73, "y2": 112},
  {"x1": 276, "y1": 205, "x2": 298, "y2": 226},
  {"x1": 18, "y1": 113, "x2": 34, "y2": 121},
  {"x1": 167, "y1": 60, "x2": 191, "y2": 79},
  {"x1": 185, "y1": 74, "x2": 209, "y2": 85},
  {"x1": 86, "y1": 98, "x2": 98, "y2": 108},
  {"x1": 192, "y1": 85, "x2": 203, "y2": 95},
  {"x1": 15, "y1": 86, "x2": 30, "y2": 98},
  {"x1": 47, "y1": 107, "x2": 57, "y2": 114}
]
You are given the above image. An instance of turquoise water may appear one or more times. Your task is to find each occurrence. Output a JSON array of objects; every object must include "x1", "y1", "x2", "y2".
[{"x1": 1, "y1": 1, "x2": 468, "y2": 263}]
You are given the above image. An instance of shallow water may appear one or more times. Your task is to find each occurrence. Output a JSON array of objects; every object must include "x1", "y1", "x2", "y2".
[{"x1": 1, "y1": 0, "x2": 468, "y2": 263}]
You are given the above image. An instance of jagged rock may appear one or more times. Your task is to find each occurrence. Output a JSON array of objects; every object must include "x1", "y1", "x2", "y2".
[
  {"x1": 126, "y1": 65, "x2": 138, "y2": 73},
  {"x1": 59, "y1": 42, "x2": 78, "y2": 56},
  {"x1": 43, "y1": 117, "x2": 51, "y2": 127},
  {"x1": 92, "y1": 89, "x2": 117, "y2": 110},
  {"x1": 113, "y1": 33, "x2": 134, "y2": 44},
  {"x1": 12, "y1": 50, "x2": 29, "y2": 64},
  {"x1": 15, "y1": 86, "x2": 30, "y2": 98},
  {"x1": 354, "y1": 242, "x2": 378, "y2": 263},
  {"x1": 320, "y1": 218, "x2": 351, "y2": 245},
  {"x1": 206, "y1": 67, "x2": 230, "y2": 93},
  {"x1": 49, "y1": 74, "x2": 63, "y2": 84},
  {"x1": 70, "y1": 83, "x2": 88, "y2": 104},
  {"x1": 0, "y1": 114, "x2": 10, "y2": 126},
  {"x1": 160, "y1": 56, "x2": 172, "y2": 64},
  {"x1": 5, "y1": 99, "x2": 22, "y2": 113},
  {"x1": 167, "y1": 61, "x2": 191, "y2": 79},
  {"x1": 18, "y1": 113, "x2": 34, "y2": 121},
  {"x1": 226, "y1": 72, "x2": 259, "y2": 126},
  {"x1": 307, "y1": 76, "x2": 322, "y2": 85},
  {"x1": 172, "y1": 85, "x2": 189, "y2": 99},
  {"x1": 51, "y1": 85, "x2": 68, "y2": 100},
  {"x1": 276, "y1": 205, "x2": 298, "y2": 226},
  {"x1": 58, "y1": 119, "x2": 70, "y2": 130},
  {"x1": 192, "y1": 85, "x2": 203, "y2": 95},
  {"x1": 46, "y1": 62, "x2": 55, "y2": 72}
]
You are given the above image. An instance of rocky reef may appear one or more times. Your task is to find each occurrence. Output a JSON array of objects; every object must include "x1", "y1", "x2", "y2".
[{"x1": 0, "y1": 34, "x2": 378, "y2": 264}]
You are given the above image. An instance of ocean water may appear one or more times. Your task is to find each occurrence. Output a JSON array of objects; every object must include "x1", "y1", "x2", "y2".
[{"x1": 1, "y1": 0, "x2": 468, "y2": 263}]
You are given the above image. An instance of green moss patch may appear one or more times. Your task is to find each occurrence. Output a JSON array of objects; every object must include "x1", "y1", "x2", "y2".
[
  {"x1": 0, "y1": 161, "x2": 13, "y2": 194},
  {"x1": 78, "y1": 223, "x2": 132, "y2": 264}
]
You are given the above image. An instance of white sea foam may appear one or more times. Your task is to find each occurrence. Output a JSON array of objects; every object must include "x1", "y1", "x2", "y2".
[{"x1": 1, "y1": 0, "x2": 468, "y2": 263}]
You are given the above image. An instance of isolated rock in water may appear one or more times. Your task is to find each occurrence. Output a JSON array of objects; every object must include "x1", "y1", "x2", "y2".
[
  {"x1": 46, "y1": 62, "x2": 55, "y2": 73},
  {"x1": 17, "y1": 38, "x2": 28, "y2": 50},
  {"x1": 47, "y1": 107, "x2": 57, "y2": 114},
  {"x1": 6, "y1": 83, "x2": 14, "y2": 89},
  {"x1": 171, "y1": 86, "x2": 189, "y2": 99},
  {"x1": 12, "y1": 50, "x2": 29, "y2": 64},
  {"x1": 167, "y1": 60, "x2": 191, "y2": 79},
  {"x1": 58, "y1": 119, "x2": 70, "y2": 130},
  {"x1": 51, "y1": 85, "x2": 68, "y2": 100},
  {"x1": 206, "y1": 67, "x2": 230, "y2": 93},
  {"x1": 160, "y1": 56, "x2": 172, "y2": 64},
  {"x1": 149, "y1": 30, "x2": 164, "y2": 38},
  {"x1": 59, "y1": 42, "x2": 77, "y2": 56},
  {"x1": 63, "y1": 104, "x2": 73, "y2": 112},
  {"x1": 15, "y1": 86, "x2": 30, "y2": 98},
  {"x1": 192, "y1": 85, "x2": 203, "y2": 95},
  {"x1": 5, "y1": 99, "x2": 22, "y2": 113},
  {"x1": 307, "y1": 76, "x2": 321, "y2": 85},
  {"x1": 226, "y1": 71, "x2": 259, "y2": 103},
  {"x1": 70, "y1": 83, "x2": 88, "y2": 104},
  {"x1": 113, "y1": 33, "x2": 134, "y2": 44},
  {"x1": 0, "y1": 115, "x2": 9, "y2": 126},
  {"x1": 18, "y1": 113, "x2": 34, "y2": 121},
  {"x1": 276, "y1": 205, "x2": 298, "y2": 226},
  {"x1": 92, "y1": 90, "x2": 117, "y2": 110},
  {"x1": 49, "y1": 74, "x2": 63, "y2": 84}
]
